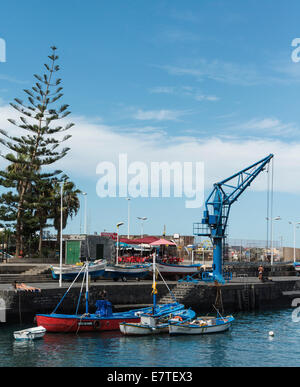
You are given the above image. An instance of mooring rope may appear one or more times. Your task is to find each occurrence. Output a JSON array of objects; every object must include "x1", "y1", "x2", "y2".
[
  {"x1": 52, "y1": 263, "x2": 87, "y2": 314},
  {"x1": 266, "y1": 162, "x2": 270, "y2": 250},
  {"x1": 75, "y1": 269, "x2": 87, "y2": 315},
  {"x1": 18, "y1": 291, "x2": 22, "y2": 326}
]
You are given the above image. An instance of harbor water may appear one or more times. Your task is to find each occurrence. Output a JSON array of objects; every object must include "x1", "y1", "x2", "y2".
[{"x1": 0, "y1": 308, "x2": 299, "y2": 367}]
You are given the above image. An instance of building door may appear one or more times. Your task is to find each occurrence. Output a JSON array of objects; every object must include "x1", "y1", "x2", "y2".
[
  {"x1": 96, "y1": 244, "x2": 104, "y2": 260},
  {"x1": 66, "y1": 241, "x2": 81, "y2": 264}
]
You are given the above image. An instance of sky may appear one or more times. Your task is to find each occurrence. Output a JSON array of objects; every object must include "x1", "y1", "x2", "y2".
[{"x1": 1, "y1": 1, "x2": 300, "y2": 246}]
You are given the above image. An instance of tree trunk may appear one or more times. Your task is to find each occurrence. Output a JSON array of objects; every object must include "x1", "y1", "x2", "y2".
[
  {"x1": 15, "y1": 209, "x2": 22, "y2": 258},
  {"x1": 15, "y1": 182, "x2": 27, "y2": 258},
  {"x1": 38, "y1": 225, "x2": 43, "y2": 256}
]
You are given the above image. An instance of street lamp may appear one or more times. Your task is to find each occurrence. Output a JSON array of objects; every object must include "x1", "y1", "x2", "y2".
[
  {"x1": 126, "y1": 198, "x2": 131, "y2": 239},
  {"x1": 59, "y1": 182, "x2": 64, "y2": 288},
  {"x1": 289, "y1": 221, "x2": 300, "y2": 263},
  {"x1": 116, "y1": 222, "x2": 124, "y2": 265},
  {"x1": 137, "y1": 217, "x2": 147, "y2": 237},
  {"x1": 270, "y1": 216, "x2": 281, "y2": 265},
  {"x1": 81, "y1": 192, "x2": 87, "y2": 235},
  {"x1": 137, "y1": 217, "x2": 147, "y2": 257}
]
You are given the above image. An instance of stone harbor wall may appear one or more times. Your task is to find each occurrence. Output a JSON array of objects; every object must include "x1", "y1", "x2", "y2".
[{"x1": 1, "y1": 277, "x2": 300, "y2": 324}]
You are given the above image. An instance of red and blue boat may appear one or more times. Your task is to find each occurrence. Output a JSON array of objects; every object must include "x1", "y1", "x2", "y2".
[
  {"x1": 36, "y1": 261, "x2": 184, "y2": 333},
  {"x1": 36, "y1": 301, "x2": 184, "y2": 333}
]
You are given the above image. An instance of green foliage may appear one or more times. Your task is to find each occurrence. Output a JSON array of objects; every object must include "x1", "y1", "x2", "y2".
[{"x1": 0, "y1": 46, "x2": 80, "y2": 256}]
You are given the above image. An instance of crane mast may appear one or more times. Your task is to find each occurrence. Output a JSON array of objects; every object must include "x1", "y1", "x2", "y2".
[{"x1": 193, "y1": 154, "x2": 274, "y2": 283}]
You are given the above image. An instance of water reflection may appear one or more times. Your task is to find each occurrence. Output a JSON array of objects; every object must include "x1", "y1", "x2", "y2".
[{"x1": 2, "y1": 309, "x2": 300, "y2": 367}]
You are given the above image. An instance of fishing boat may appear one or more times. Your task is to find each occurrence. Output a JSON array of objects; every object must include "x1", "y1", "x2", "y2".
[
  {"x1": 119, "y1": 307, "x2": 195, "y2": 335},
  {"x1": 103, "y1": 263, "x2": 151, "y2": 281},
  {"x1": 293, "y1": 262, "x2": 300, "y2": 274},
  {"x1": 36, "y1": 260, "x2": 182, "y2": 333},
  {"x1": 36, "y1": 301, "x2": 184, "y2": 333},
  {"x1": 169, "y1": 314, "x2": 235, "y2": 335},
  {"x1": 119, "y1": 252, "x2": 196, "y2": 335},
  {"x1": 50, "y1": 259, "x2": 107, "y2": 281},
  {"x1": 13, "y1": 326, "x2": 46, "y2": 341},
  {"x1": 149, "y1": 261, "x2": 202, "y2": 280}
]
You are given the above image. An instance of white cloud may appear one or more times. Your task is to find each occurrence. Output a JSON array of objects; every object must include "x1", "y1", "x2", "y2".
[
  {"x1": 149, "y1": 85, "x2": 219, "y2": 102},
  {"x1": 1, "y1": 104, "x2": 300, "y2": 194},
  {"x1": 149, "y1": 86, "x2": 175, "y2": 94},
  {"x1": 56, "y1": 116, "x2": 300, "y2": 195},
  {"x1": 195, "y1": 94, "x2": 219, "y2": 102},
  {"x1": 158, "y1": 57, "x2": 300, "y2": 87},
  {"x1": 234, "y1": 117, "x2": 299, "y2": 138},
  {"x1": 0, "y1": 74, "x2": 28, "y2": 84},
  {"x1": 132, "y1": 109, "x2": 187, "y2": 121},
  {"x1": 160, "y1": 60, "x2": 263, "y2": 86},
  {"x1": 162, "y1": 29, "x2": 202, "y2": 42}
]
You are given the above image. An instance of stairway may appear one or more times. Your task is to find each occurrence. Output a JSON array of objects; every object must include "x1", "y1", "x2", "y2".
[
  {"x1": 0, "y1": 265, "x2": 54, "y2": 284},
  {"x1": 158, "y1": 282, "x2": 197, "y2": 304},
  {"x1": 22, "y1": 265, "x2": 51, "y2": 276}
]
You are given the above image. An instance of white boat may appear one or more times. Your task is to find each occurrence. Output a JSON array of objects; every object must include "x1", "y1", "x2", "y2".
[
  {"x1": 294, "y1": 262, "x2": 300, "y2": 273},
  {"x1": 13, "y1": 326, "x2": 46, "y2": 341},
  {"x1": 149, "y1": 261, "x2": 202, "y2": 279},
  {"x1": 169, "y1": 315, "x2": 235, "y2": 335},
  {"x1": 104, "y1": 263, "x2": 151, "y2": 281},
  {"x1": 120, "y1": 308, "x2": 196, "y2": 335},
  {"x1": 50, "y1": 259, "x2": 107, "y2": 280},
  {"x1": 119, "y1": 252, "x2": 196, "y2": 335}
]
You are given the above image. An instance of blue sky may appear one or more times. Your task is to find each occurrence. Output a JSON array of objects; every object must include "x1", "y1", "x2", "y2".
[{"x1": 1, "y1": 1, "x2": 300, "y2": 246}]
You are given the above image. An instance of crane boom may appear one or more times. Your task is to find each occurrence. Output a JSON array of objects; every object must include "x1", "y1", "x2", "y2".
[{"x1": 193, "y1": 154, "x2": 274, "y2": 283}]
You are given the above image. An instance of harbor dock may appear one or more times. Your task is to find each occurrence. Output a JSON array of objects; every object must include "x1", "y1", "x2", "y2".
[{"x1": 0, "y1": 268, "x2": 299, "y2": 324}]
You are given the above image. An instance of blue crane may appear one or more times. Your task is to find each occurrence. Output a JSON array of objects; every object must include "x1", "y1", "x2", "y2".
[{"x1": 193, "y1": 154, "x2": 274, "y2": 283}]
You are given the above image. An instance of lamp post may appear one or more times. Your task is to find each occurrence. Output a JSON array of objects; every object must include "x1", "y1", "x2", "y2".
[
  {"x1": 289, "y1": 221, "x2": 300, "y2": 263},
  {"x1": 126, "y1": 198, "x2": 131, "y2": 239},
  {"x1": 137, "y1": 217, "x2": 147, "y2": 257},
  {"x1": 137, "y1": 217, "x2": 147, "y2": 238},
  {"x1": 82, "y1": 192, "x2": 87, "y2": 235},
  {"x1": 59, "y1": 182, "x2": 64, "y2": 288},
  {"x1": 270, "y1": 216, "x2": 281, "y2": 265},
  {"x1": 116, "y1": 222, "x2": 124, "y2": 265}
]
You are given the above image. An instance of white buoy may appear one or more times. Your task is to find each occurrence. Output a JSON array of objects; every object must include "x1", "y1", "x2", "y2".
[{"x1": 269, "y1": 331, "x2": 274, "y2": 337}]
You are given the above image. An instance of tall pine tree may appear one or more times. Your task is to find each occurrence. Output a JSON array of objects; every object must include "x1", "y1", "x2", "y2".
[{"x1": 0, "y1": 46, "x2": 74, "y2": 256}]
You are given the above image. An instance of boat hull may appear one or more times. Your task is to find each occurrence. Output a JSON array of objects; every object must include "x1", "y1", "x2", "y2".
[
  {"x1": 36, "y1": 303, "x2": 183, "y2": 333},
  {"x1": 51, "y1": 261, "x2": 107, "y2": 280},
  {"x1": 119, "y1": 322, "x2": 167, "y2": 335},
  {"x1": 103, "y1": 264, "x2": 150, "y2": 280},
  {"x1": 169, "y1": 316, "x2": 234, "y2": 335},
  {"x1": 119, "y1": 308, "x2": 196, "y2": 336},
  {"x1": 14, "y1": 326, "x2": 46, "y2": 340},
  {"x1": 36, "y1": 314, "x2": 140, "y2": 332},
  {"x1": 294, "y1": 263, "x2": 300, "y2": 272},
  {"x1": 150, "y1": 262, "x2": 201, "y2": 278}
]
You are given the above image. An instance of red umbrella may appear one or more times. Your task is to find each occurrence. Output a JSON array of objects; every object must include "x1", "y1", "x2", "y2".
[{"x1": 150, "y1": 238, "x2": 176, "y2": 246}]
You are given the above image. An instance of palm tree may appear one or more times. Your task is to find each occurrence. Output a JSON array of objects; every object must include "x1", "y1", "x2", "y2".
[
  {"x1": 51, "y1": 178, "x2": 81, "y2": 247},
  {"x1": 2, "y1": 153, "x2": 39, "y2": 255}
]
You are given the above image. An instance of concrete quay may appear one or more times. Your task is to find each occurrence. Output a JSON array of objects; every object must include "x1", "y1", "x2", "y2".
[{"x1": 0, "y1": 276, "x2": 299, "y2": 324}]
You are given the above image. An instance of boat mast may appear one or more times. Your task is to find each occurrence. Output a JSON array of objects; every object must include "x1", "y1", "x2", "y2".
[
  {"x1": 152, "y1": 251, "x2": 157, "y2": 314},
  {"x1": 85, "y1": 261, "x2": 89, "y2": 314},
  {"x1": 85, "y1": 235, "x2": 90, "y2": 315}
]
